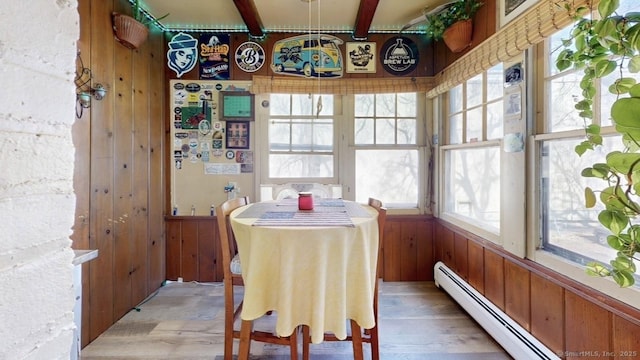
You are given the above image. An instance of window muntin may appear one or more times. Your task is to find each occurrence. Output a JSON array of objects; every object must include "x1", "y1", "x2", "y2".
[
  {"x1": 448, "y1": 113, "x2": 463, "y2": 144},
  {"x1": 354, "y1": 93, "x2": 420, "y2": 207},
  {"x1": 447, "y1": 65, "x2": 503, "y2": 145},
  {"x1": 268, "y1": 94, "x2": 334, "y2": 179},
  {"x1": 466, "y1": 74, "x2": 483, "y2": 108},
  {"x1": 544, "y1": 1, "x2": 640, "y2": 133},
  {"x1": 546, "y1": 70, "x2": 583, "y2": 132},
  {"x1": 486, "y1": 101, "x2": 503, "y2": 140}
]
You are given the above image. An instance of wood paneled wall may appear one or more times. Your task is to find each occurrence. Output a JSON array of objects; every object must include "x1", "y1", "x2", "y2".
[
  {"x1": 72, "y1": 0, "x2": 166, "y2": 346},
  {"x1": 165, "y1": 215, "x2": 436, "y2": 283},
  {"x1": 436, "y1": 220, "x2": 640, "y2": 359}
]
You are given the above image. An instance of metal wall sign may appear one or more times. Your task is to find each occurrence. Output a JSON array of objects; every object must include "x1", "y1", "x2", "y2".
[{"x1": 380, "y1": 36, "x2": 419, "y2": 75}]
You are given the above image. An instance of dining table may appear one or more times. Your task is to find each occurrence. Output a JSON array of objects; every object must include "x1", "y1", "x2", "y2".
[{"x1": 229, "y1": 198, "x2": 380, "y2": 347}]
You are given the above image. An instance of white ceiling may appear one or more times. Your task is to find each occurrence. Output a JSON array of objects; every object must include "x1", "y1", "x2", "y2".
[{"x1": 141, "y1": 0, "x2": 453, "y2": 34}]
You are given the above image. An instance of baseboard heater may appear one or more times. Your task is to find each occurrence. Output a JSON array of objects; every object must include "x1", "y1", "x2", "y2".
[{"x1": 434, "y1": 262, "x2": 559, "y2": 360}]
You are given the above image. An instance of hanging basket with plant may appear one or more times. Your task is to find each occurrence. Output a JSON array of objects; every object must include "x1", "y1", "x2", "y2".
[
  {"x1": 112, "y1": 0, "x2": 169, "y2": 50},
  {"x1": 425, "y1": 0, "x2": 483, "y2": 53}
]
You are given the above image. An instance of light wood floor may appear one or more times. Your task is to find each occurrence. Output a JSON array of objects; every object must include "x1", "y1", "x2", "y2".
[{"x1": 81, "y1": 281, "x2": 511, "y2": 359}]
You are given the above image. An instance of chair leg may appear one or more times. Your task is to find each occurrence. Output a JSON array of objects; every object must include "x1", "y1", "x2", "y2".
[
  {"x1": 302, "y1": 325, "x2": 310, "y2": 360},
  {"x1": 290, "y1": 326, "x2": 299, "y2": 360},
  {"x1": 223, "y1": 327, "x2": 233, "y2": 360},
  {"x1": 238, "y1": 320, "x2": 253, "y2": 360},
  {"x1": 224, "y1": 310, "x2": 233, "y2": 360},
  {"x1": 369, "y1": 325, "x2": 379, "y2": 360},
  {"x1": 350, "y1": 320, "x2": 364, "y2": 360}
]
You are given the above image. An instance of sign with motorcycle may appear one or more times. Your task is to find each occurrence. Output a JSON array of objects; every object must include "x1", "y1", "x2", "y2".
[{"x1": 346, "y1": 42, "x2": 376, "y2": 73}]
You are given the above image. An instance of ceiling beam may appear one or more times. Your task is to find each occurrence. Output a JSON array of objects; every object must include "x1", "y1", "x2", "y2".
[
  {"x1": 232, "y1": 0, "x2": 264, "y2": 38},
  {"x1": 353, "y1": 0, "x2": 380, "y2": 40}
]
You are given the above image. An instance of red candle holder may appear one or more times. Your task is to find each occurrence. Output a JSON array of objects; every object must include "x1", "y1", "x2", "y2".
[{"x1": 298, "y1": 192, "x2": 314, "y2": 210}]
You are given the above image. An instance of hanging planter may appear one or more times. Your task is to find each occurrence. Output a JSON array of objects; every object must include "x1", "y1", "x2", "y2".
[
  {"x1": 424, "y1": 0, "x2": 483, "y2": 53},
  {"x1": 112, "y1": 13, "x2": 149, "y2": 50},
  {"x1": 443, "y1": 19, "x2": 473, "y2": 53}
]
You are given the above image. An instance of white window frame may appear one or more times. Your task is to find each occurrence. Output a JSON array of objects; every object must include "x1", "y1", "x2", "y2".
[
  {"x1": 438, "y1": 66, "x2": 505, "y2": 244},
  {"x1": 348, "y1": 93, "x2": 427, "y2": 211},
  {"x1": 256, "y1": 93, "x2": 341, "y2": 186},
  {"x1": 527, "y1": 10, "x2": 640, "y2": 308},
  {"x1": 255, "y1": 92, "x2": 428, "y2": 214}
]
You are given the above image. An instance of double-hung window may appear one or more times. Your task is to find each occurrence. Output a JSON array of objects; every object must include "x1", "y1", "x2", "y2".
[
  {"x1": 440, "y1": 65, "x2": 504, "y2": 239},
  {"x1": 536, "y1": 0, "x2": 640, "y2": 265},
  {"x1": 353, "y1": 93, "x2": 422, "y2": 208},
  {"x1": 260, "y1": 91, "x2": 426, "y2": 211},
  {"x1": 536, "y1": 0, "x2": 640, "y2": 274}
]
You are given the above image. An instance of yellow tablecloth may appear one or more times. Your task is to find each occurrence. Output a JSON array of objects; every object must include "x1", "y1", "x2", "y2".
[{"x1": 230, "y1": 201, "x2": 379, "y2": 344}]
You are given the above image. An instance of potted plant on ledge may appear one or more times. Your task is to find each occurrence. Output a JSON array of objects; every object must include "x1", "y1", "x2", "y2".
[
  {"x1": 425, "y1": 0, "x2": 483, "y2": 53},
  {"x1": 112, "y1": 0, "x2": 169, "y2": 49}
]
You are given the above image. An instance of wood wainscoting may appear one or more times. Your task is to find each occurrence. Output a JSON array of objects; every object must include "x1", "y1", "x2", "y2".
[
  {"x1": 166, "y1": 216, "x2": 223, "y2": 282},
  {"x1": 436, "y1": 219, "x2": 640, "y2": 358},
  {"x1": 166, "y1": 214, "x2": 436, "y2": 282}
]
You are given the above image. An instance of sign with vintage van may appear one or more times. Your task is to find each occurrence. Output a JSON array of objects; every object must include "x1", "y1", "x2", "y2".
[{"x1": 271, "y1": 34, "x2": 344, "y2": 78}]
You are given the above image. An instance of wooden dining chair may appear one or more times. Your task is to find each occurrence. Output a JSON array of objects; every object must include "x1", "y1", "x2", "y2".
[
  {"x1": 302, "y1": 197, "x2": 387, "y2": 360},
  {"x1": 216, "y1": 196, "x2": 299, "y2": 360}
]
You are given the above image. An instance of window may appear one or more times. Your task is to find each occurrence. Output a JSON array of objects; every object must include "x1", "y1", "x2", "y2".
[
  {"x1": 536, "y1": 0, "x2": 640, "y2": 285},
  {"x1": 267, "y1": 94, "x2": 335, "y2": 179},
  {"x1": 260, "y1": 92, "x2": 426, "y2": 211},
  {"x1": 353, "y1": 93, "x2": 420, "y2": 207},
  {"x1": 444, "y1": 146, "x2": 500, "y2": 230},
  {"x1": 540, "y1": 136, "x2": 621, "y2": 265},
  {"x1": 447, "y1": 70, "x2": 504, "y2": 144},
  {"x1": 441, "y1": 64, "x2": 503, "y2": 236}
]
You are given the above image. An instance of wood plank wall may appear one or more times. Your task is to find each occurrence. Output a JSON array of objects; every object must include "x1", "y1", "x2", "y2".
[
  {"x1": 165, "y1": 215, "x2": 436, "y2": 283},
  {"x1": 436, "y1": 220, "x2": 640, "y2": 359},
  {"x1": 72, "y1": 0, "x2": 166, "y2": 346}
]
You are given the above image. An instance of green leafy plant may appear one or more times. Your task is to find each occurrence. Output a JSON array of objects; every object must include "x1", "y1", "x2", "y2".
[
  {"x1": 132, "y1": 0, "x2": 169, "y2": 27},
  {"x1": 425, "y1": 0, "x2": 483, "y2": 40},
  {"x1": 556, "y1": 0, "x2": 640, "y2": 287}
]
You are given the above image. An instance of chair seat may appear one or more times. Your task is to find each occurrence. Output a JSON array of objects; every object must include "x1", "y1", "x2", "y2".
[{"x1": 231, "y1": 253, "x2": 242, "y2": 274}]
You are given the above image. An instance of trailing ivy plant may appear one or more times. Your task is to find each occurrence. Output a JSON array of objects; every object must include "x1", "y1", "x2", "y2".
[{"x1": 555, "y1": 0, "x2": 640, "y2": 287}]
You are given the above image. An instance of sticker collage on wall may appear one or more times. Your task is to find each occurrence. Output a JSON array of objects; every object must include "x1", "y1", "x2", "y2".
[{"x1": 171, "y1": 80, "x2": 254, "y2": 175}]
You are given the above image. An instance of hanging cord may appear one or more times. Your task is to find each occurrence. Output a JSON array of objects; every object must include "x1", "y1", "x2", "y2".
[{"x1": 316, "y1": 0, "x2": 323, "y2": 117}]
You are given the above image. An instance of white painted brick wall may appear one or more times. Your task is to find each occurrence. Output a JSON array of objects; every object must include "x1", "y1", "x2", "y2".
[{"x1": 0, "y1": 1, "x2": 79, "y2": 359}]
